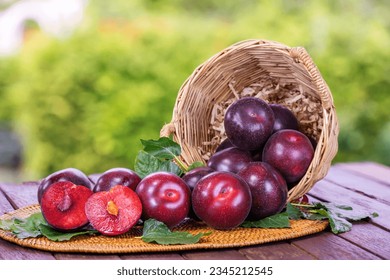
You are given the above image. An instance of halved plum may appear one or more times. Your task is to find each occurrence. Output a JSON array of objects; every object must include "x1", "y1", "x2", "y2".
[
  {"x1": 40, "y1": 181, "x2": 93, "y2": 231},
  {"x1": 37, "y1": 168, "x2": 93, "y2": 204},
  {"x1": 85, "y1": 185, "x2": 142, "y2": 236}
]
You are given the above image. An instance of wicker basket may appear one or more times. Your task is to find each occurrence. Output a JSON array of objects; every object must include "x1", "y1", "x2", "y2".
[{"x1": 161, "y1": 39, "x2": 339, "y2": 202}]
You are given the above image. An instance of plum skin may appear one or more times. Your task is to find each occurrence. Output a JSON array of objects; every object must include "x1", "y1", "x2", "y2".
[
  {"x1": 215, "y1": 138, "x2": 235, "y2": 153},
  {"x1": 192, "y1": 171, "x2": 252, "y2": 230},
  {"x1": 207, "y1": 147, "x2": 253, "y2": 174},
  {"x1": 37, "y1": 168, "x2": 93, "y2": 204},
  {"x1": 262, "y1": 129, "x2": 314, "y2": 183},
  {"x1": 224, "y1": 97, "x2": 274, "y2": 151},
  {"x1": 238, "y1": 162, "x2": 288, "y2": 220},
  {"x1": 136, "y1": 172, "x2": 191, "y2": 228},
  {"x1": 93, "y1": 167, "x2": 141, "y2": 192},
  {"x1": 182, "y1": 166, "x2": 215, "y2": 191},
  {"x1": 270, "y1": 104, "x2": 299, "y2": 133},
  {"x1": 182, "y1": 166, "x2": 214, "y2": 220}
]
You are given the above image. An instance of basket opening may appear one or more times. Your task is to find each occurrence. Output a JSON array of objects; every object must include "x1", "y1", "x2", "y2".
[{"x1": 174, "y1": 49, "x2": 324, "y2": 163}]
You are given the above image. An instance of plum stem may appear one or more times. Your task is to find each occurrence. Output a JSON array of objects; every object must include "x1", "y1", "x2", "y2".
[
  {"x1": 290, "y1": 202, "x2": 315, "y2": 208},
  {"x1": 173, "y1": 155, "x2": 189, "y2": 173}
]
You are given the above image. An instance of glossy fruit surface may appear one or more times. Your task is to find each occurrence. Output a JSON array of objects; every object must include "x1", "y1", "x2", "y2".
[
  {"x1": 262, "y1": 129, "x2": 314, "y2": 183},
  {"x1": 238, "y1": 162, "x2": 288, "y2": 220},
  {"x1": 182, "y1": 166, "x2": 214, "y2": 220},
  {"x1": 182, "y1": 167, "x2": 215, "y2": 191},
  {"x1": 224, "y1": 97, "x2": 274, "y2": 151},
  {"x1": 40, "y1": 181, "x2": 93, "y2": 231},
  {"x1": 38, "y1": 168, "x2": 93, "y2": 203},
  {"x1": 192, "y1": 171, "x2": 251, "y2": 230},
  {"x1": 136, "y1": 172, "x2": 191, "y2": 228},
  {"x1": 207, "y1": 147, "x2": 252, "y2": 174},
  {"x1": 270, "y1": 104, "x2": 299, "y2": 133},
  {"x1": 215, "y1": 138, "x2": 235, "y2": 153},
  {"x1": 93, "y1": 167, "x2": 141, "y2": 192},
  {"x1": 85, "y1": 185, "x2": 142, "y2": 236}
]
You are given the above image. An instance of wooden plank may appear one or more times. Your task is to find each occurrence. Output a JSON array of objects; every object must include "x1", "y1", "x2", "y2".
[
  {"x1": 182, "y1": 249, "x2": 248, "y2": 260},
  {"x1": 0, "y1": 182, "x2": 39, "y2": 209},
  {"x1": 308, "y1": 180, "x2": 390, "y2": 229},
  {"x1": 239, "y1": 241, "x2": 315, "y2": 260},
  {"x1": 292, "y1": 232, "x2": 381, "y2": 260},
  {"x1": 0, "y1": 238, "x2": 55, "y2": 260},
  {"x1": 339, "y1": 221, "x2": 390, "y2": 259},
  {"x1": 0, "y1": 188, "x2": 15, "y2": 215},
  {"x1": 323, "y1": 165, "x2": 390, "y2": 204},
  {"x1": 0, "y1": 182, "x2": 55, "y2": 260},
  {"x1": 121, "y1": 253, "x2": 185, "y2": 260},
  {"x1": 336, "y1": 162, "x2": 390, "y2": 186},
  {"x1": 54, "y1": 253, "x2": 121, "y2": 260}
]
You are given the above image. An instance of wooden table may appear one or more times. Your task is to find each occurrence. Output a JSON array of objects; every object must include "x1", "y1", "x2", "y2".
[{"x1": 0, "y1": 161, "x2": 389, "y2": 260}]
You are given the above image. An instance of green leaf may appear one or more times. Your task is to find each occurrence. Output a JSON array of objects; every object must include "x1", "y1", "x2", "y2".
[
  {"x1": 140, "y1": 137, "x2": 181, "y2": 160},
  {"x1": 2, "y1": 212, "x2": 46, "y2": 239},
  {"x1": 318, "y1": 202, "x2": 378, "y2": 233},
  {"x1": 159, "y1": 160, "x2": 183, "y2": 176},
  {"x1": 0, "y1": 212, "x2": 98, "y2": 241},
  {"x1": 134, "y1": 150, "x2": 182, "y2": 178},
  {"x1": 326, "y1": 211, "x2": 353, "y2": 234},
  {"x1": 135, "y1": 150, "x2": 163, "y2": 178},
  {"x1": 187, "y1": 161, "x2": 205, "y2": 172},
  {"x1": 305, "y1": 212, "x2": 328, "y2": 221},
  {"x1": 286, "y1": 203, "x2": 303, "y2": 220},
  {"x1": 0, "y1": 218, "x2": 15, "y2": 231},
  {"x1": 38, "y1": 224, "x2": 98, "y2": 241},
  {"x1": 298, "y1": 202, "x2": 379, "y2": 234},
  {"x1": 241, "y1": 212, "x2": 290, "y2": 228},
  {"x1": 315, "y1": 202, "x2": 378, "y2": 221},
  {"x1": 142, "y1": 219, "x2": 211, "y2": 245}
]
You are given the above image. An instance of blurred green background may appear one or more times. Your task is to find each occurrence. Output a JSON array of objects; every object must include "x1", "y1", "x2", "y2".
[{"x1": 0, "y1": 0, "x2": 389, "y2": 182}]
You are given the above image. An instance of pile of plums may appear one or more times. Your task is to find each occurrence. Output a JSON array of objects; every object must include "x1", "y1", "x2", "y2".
[
  {"x1": 188, "y1": 97, "x2": 315, "y2": 229},
  {"x1": 37, "y1": 97, "x2": 315, "y2": 235}
]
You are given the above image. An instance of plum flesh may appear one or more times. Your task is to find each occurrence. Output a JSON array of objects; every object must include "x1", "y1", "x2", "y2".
[
  {"x1": 85, "y1": 185, "x2": 142, "y2": 236},
  {"x1": 38, "y1": 168, "x2": 93, "y2": 203},
  {"x1": 40, "y1": 181, "x2": 93, "y2": 231}
]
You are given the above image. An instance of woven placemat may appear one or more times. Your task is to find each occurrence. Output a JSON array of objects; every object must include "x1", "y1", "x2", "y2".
[{"x1": 0, "y1": 204, "x2": 328, "y2": 254}]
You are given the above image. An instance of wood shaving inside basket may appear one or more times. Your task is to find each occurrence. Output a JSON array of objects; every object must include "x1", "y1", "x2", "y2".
[{"x1": 199, "y1": 77, "x2": 323, "y2": 161}]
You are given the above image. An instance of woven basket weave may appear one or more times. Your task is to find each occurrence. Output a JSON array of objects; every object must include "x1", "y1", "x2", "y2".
[
  {"x1": 161, "y1": 39, "x2": 339, "y2": 202},
  {"x1": 0, "y1": 204, "x2": 328, "y2": 253}
]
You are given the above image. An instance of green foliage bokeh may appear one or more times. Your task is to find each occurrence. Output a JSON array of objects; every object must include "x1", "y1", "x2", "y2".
[{"x1": 0, "y1": 0, "x2": 389, "y2": 180}]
